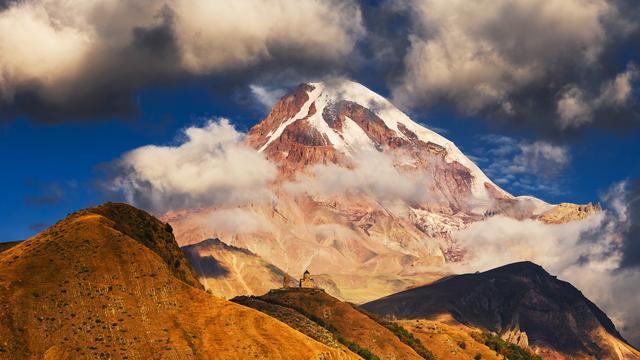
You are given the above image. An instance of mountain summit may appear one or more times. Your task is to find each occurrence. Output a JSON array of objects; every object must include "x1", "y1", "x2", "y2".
[
  {"x1": 247, "y1": 80, "x2": 505, "y2": 202},
  {"x1": 166, "y1": 80, "x2": 599, "y2": 302}
]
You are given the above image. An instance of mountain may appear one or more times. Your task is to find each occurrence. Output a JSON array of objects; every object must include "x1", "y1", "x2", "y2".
[
  {"x1": 0, "y1": 202, "x2": 355, "y2": 359},
  {"x1": 164, "y1": 79, "x2": 598, "y2": 303},
  {"x1": 182, "y1": 238, "x2": 290, "y2": 299},
  {"x1": 361, "y1": 261, "x2": 640, "y2": 360}
]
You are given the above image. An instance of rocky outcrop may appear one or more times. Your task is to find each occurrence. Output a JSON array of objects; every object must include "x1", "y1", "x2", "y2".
[
  {"x1": 538, "y1": 202, "x2": 602, "y2": 224},
  {"x1": 502, "y1": 327, "x2": 529, "y2": 348}
]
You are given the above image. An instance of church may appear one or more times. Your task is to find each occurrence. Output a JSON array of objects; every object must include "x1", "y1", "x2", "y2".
[{"x1": 282, "y1": 270, "x2": 317, "y2": 289}]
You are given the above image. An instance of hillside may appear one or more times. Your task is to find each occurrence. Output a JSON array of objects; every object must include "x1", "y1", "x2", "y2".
[
  {"x1": 182, "y1": 238, "x2": 289, "y2": 298},
  {"x1": 232, "y1": 296, "x2": 352, "y2": 352},
  {"x1": 395, "y1": 319, "x2": 503, "y2": 360},
  {"x1": 0, "y1": 202, "x2": 354, "y2": 359},
  {"x1": 362, "y1": 262, "x2": 640, "y2": 359},
  {"x1": 238, "y1": 288, "x2": 425, "y2": 360}
]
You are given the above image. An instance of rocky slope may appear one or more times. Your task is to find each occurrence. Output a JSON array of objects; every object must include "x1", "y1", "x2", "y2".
[
  {"x1": 165, "y1": 80, "x2": 599, "y2": 303},
  {"x1": 361, "y1": 261, "x2": 640, "y2": 360},
  {"x1": 0, "y1": 202, "x2": 355, "y2": 359},
  {"x1": 537, "y1": 202, "x2": 602, "y2": 224}
]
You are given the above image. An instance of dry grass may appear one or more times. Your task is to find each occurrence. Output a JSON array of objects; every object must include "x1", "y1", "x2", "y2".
[{"x1": 397, "y1": 317, "x2": 503, "y2": 360}]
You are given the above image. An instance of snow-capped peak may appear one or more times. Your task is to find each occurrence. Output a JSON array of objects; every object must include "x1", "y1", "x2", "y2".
[{"x1": 255, "y1": 79, "x2": 511, "y2": 200}]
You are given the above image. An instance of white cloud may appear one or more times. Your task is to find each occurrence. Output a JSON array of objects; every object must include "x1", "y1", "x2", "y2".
[
  {"x1": 172, "y1": 0, "x2": 363, "y2": 74},
  {"x1": 453, "y1": 181, "x2": 640, "y2": 345},
  {"x1": 511, "y1": 141, "x2": 570, "y2": 177},
  {"x1": 597, "y1": 66, "x2": 638, "y2": 107},
  {"x1": 557, "y1": 86, "x2": 593, "y2": 128},
  {"x1": 455, "y1": 214, "x2": 606, "y2": 274},
  {"x1": 0, "y1": 2, "x2": 92, "y2": 101},
  {"x1": 110, "y1": 119, "x2": 277, "y2": 212},
  {"x1": 285, "y1": 148, "x2": 436, "y2": 204},
  {"x1": 202, "y1": 209, "x2": 268, "y2": 235},
  {"x1": 249, "y1": 84, "x2": 286, "y2": 110}
]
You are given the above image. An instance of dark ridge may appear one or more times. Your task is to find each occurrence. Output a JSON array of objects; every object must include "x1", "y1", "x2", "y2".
[
  {"x1": 181, "y1": 238, "x2": 287, "y2": 280},
  {"x1": 362, "y1": 261, "x2": 632, "y2": 357},
  {"x1": 182, "y1": 245, "x2": 231, "y2": 279}
]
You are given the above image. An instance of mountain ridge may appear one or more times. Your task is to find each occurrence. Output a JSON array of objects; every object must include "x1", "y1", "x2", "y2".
[{"x1": 361, "y1": 261, "x2": 640, "y2": 359}]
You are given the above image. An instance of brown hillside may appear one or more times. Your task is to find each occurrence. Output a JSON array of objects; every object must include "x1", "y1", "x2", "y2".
[
  {"x1": 0, "y1": 202, "x2": 354, "y2": 359},
  {"x1": 233, "y1": 296, "x2": 359, "y2": 357},
  {"x1": 253, "y1": 288, "x2": 424, "y2": 360}
]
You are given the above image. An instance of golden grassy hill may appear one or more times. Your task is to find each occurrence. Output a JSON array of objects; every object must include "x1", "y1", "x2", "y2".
[
  {"x1": 244, "y1": 288, "x2": 426, "y2": 360},
  {"x1": 0, "y1": 202, "x2": 355, "y2": 359},
  {"x1": 397, "y1": 317, "x2": 503, "y2": 360}
]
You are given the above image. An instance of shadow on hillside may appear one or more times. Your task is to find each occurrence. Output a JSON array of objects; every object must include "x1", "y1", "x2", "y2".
[{"x1": 183, "y1": 251, "x2": 230, "y2": 278}]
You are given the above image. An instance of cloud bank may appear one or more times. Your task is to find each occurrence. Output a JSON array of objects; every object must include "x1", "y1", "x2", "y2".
[
  {"x1": 1, "y1": 0, "x2": 639, "y2": 133},
  {"x1": 109, "y1": 119, "x2": 277, "y2": 212},
  {"x1": 454, "y1": 180, "x2": 640, "y2": 345},
  {"x1": 0, "y1": 0, "x2": 363, "y2": 121},
  {"x1": 390, "y1": 0, "x2": 640, "y2": 132}
]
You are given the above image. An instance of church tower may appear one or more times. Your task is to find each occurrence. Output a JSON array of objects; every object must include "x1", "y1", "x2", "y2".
[{"x1": 299, "y1": 270, "x2": 315, "y2": 288}]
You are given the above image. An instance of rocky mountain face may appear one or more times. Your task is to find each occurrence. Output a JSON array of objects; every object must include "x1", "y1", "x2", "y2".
[
  {"x1": 0, "y1": 203, "x2": 355, "y2": 359},
  {"x1": 361, "y1": 261, "x2": 640, "y2": 360},
  {"x1": 165, "y1": 80, "x2": 600, "y2": 303}
]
